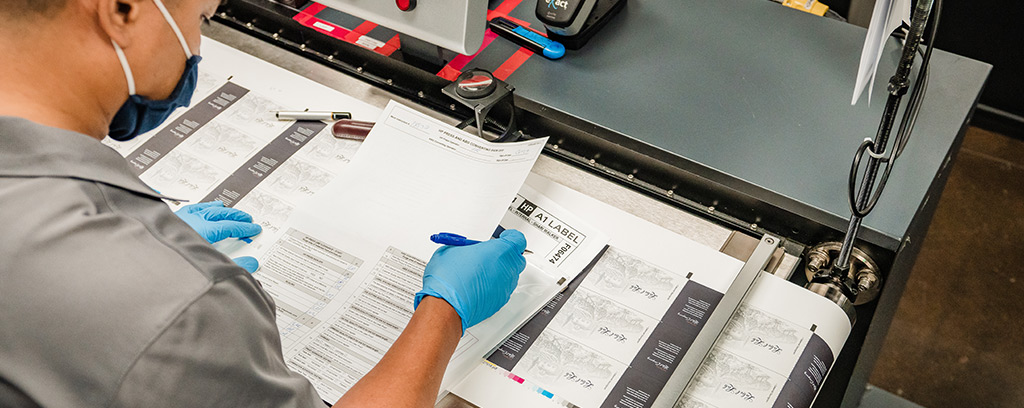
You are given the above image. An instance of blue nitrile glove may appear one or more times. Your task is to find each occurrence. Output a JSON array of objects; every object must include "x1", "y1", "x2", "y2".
[
  {"x1": 174, "y1": 201, "x2": 263, "y2": 273},
  {"x1": 414, "y1": 229, "x2": 528, "y2": 334},
  {"x1": 233, "y1": 256, "x2": 260, "y2": 273},
  {"x1": 175, "y1": 201, "x2": 263, "y2": 243}
]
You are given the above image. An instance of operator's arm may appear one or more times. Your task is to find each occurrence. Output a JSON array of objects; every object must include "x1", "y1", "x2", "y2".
[
  {"x1": 336, "y1": 230, "x2": 528, "y2": 408},
  {"x1": 335, "y1": 296, "x2": 461, "y2": 407}
]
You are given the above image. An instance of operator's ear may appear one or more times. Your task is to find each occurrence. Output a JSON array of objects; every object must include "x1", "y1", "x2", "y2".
[{"x1": 95, "y1": 0, "x2": 146, "y2": 48}]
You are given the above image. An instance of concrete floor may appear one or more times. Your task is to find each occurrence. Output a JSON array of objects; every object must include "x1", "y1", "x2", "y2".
[{"x1": 867, "y1": 127, "x2": 1024, "y2": 407}]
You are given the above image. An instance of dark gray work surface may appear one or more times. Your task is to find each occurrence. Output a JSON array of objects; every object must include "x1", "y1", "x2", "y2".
[{"x1": 503, "y1": 0, "x2": 991, "y2": 246}]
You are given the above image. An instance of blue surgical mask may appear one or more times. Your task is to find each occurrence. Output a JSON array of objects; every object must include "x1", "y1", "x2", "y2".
[{"x1": 108, "y1": 0, "x2": 200, "y2": 141}]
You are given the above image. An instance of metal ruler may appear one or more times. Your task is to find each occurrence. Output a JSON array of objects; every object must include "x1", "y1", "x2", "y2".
[{"x1": 651, "y1": 234, "x2": 781, "y2": 408}]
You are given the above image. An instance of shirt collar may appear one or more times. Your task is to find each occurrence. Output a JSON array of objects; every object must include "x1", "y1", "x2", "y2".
[{"x1": 0, "y1": 116, "x2": 177, "y2": 201}]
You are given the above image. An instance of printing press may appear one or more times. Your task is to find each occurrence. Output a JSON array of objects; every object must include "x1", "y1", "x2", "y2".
[{"x1": 196, "y1": 0, "x2": 991, "y2": 406}]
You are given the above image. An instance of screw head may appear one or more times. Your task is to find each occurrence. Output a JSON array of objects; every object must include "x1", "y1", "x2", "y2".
[
  {"x1": 856, "y1": 269, "x2": 878, "y2": 292},
  {"x1": 806, "y1": 251, "x2": 829, "y2": 272}
]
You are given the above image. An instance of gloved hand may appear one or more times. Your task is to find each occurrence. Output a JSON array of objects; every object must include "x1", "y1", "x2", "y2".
[
  {"x1": 174, "y1": 201, "x2": 263, "y2": 243},
  {"x1": 174, "y1": 201, "x2": 263, "y2": 274},
  {"x1": 233, "y1": 256, "x2": 260, "y2": 273},
  {"x1": 414, "y1": 229, "x2": 527, "y2": 334}
]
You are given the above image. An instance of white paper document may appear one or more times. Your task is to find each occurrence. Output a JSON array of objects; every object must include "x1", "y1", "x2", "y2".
[
  {"x1": 452, "y1": 175, "x2": 853, "y2": 408},
  {"x1": 251, "y1": 101, "x2": 551, "y2": 402},
  {"x1": 296, "y1": 101, "x2": 547, "y2": 258},
  {"x1": 851, "y1": 0, "x2": 912, "y2": 105}
]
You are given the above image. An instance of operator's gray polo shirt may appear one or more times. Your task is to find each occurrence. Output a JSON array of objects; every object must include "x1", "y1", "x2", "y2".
[{"x1": 0, "y1": 117, "x2": 322, "y2": 407}]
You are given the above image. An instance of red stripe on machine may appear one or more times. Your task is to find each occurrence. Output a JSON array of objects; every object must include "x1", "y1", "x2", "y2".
[
  {"x1": 344, "y1": 21, "x2": 379, "y2": 42},
  {"x1": 493, "y1": 47, "x2": 534, "y2": 81},
  {"x1": 378, "y1": 34, "x2": 402, "y2": 57},
  {"x1": 435, "y1": 30, "x2": 499, "y2": 80},
  {"x1": 292, "y1": 2, "x2": 327, "y2": 24}
]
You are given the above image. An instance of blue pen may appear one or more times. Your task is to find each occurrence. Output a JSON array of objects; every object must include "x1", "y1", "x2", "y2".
[
  {"x1": 430, "y1": 232, "x2": 481, "y2": 246},
  {"x1": 430, "y1": 232, "x2": 533, "y2": 254}
]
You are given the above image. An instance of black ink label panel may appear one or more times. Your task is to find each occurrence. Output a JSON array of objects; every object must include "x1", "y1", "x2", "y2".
[
  {"x1": 599, "y1": 281, "x2": 724, "y2": 408},
  {"x1": 126, "y1": 82, "x2": 249, "y2": 174},
  {"x1": 771, "y1": 334, "x2": 834, "y2": 408},
  {"x1": 202, "y1": 121, "x2": 328, "y2": 207}
]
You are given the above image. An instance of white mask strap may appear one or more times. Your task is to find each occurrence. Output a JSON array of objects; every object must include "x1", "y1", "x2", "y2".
[
  {"x1": 111, "y1": 40, "x2": 137, "y2": 95},
  {"x1": 151, "y1": 0, "x2": 193, "y2": 58}
]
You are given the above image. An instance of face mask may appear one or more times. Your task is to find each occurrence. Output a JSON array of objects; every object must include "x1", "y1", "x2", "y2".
[{"x1": 108, "y1": 0, "x2": 201, "y2": 141}]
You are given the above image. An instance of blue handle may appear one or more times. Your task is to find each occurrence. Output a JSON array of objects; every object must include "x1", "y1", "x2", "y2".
[{"x1": 511, "y1": 26, "x2": 566, "y2": 60}]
